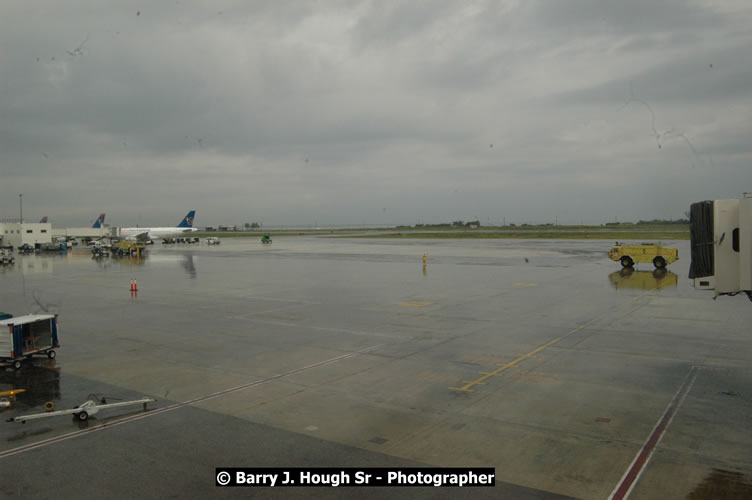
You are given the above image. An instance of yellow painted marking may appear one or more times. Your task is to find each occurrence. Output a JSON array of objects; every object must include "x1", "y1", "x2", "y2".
[
  {"x1": 450, "y1": 320, "x2": 593, "y2": 392},
  {"x1": 400, "y1": 301, "x2": 432, "y2": 307},
  {"x1": 513, "y1": 282, "x2": 537, "y2": 287}
]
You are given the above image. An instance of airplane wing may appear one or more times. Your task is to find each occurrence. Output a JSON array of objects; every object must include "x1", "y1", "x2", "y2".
[{"x1": 131, "y1": 232, "x2": 150, "y2": 241}]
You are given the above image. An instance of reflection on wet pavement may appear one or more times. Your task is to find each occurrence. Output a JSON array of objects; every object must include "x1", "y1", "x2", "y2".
[
  {"x1": 609, "y1": 267, "x2": 678, "y2": 290},
  {"x1": 689, "y1": 469, "x2": 752, "y2": 499},
  {"x1": 0, "y1": 362, "x2": 61, "y2": 411}
]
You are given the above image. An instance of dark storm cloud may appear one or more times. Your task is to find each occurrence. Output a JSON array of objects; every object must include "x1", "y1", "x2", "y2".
[
  {"x1": 551, "y1": 42, "x2": 752, "y2": 106},
  {"x1": 1, "y1": 1, "x2": 751, "y2": 226},
  {"x1": 521, "y1": 0, "x2": 724, "y2": 36},
  {"x1": 615, "y1": 32, "x2": 705, "y2": 52},
  {"x1": 351, "y1": 0, "x2": 457, "y2": 49}
]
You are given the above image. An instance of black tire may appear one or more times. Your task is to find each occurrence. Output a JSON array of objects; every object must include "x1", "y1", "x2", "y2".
[
  {"x1": 620, "y1": 256, "x2": 634, "y2": 268},
  {"x1": 47, "y1": 350, "x2": 56, "y2": 359},
  {"x1": 653, "y1": 256, "x2": 666, "y2": 269},
  {"x1": 13, "y1": 360, "x2": 22, "y2": 370},
  {"x1": 77, "y1": 411, "x2": 88, "y2": 421}
]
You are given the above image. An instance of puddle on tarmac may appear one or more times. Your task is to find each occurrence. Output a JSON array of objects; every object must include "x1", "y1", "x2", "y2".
[
  {"x1": 688, "y1": 469, "x2": 752, "y2": 499},
  {"x1": 0, "y1": 361, "x2": 61, "y2": 411}
]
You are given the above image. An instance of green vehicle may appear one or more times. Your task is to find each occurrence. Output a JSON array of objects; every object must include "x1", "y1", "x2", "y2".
[{"x1": 261, "y1": 233, "x2": 272, "y2": 244}]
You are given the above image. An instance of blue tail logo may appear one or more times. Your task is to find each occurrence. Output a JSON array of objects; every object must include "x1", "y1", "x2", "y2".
[
  {"x1": 177, "y1": 210, "x2": 196, "y2": 228},
  {"x1": 92, "y1": 213, "x2": 106, "y2": 228}
]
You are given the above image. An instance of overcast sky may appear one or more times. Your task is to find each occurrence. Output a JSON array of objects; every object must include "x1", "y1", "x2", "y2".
[{"x1": 1, "y1": 1, "x2": 750, "y2": 227}]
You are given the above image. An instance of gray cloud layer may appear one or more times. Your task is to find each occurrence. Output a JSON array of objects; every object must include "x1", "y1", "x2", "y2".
[{"x1": 1, "y1": 1, "x2": 750, "y2": 227}]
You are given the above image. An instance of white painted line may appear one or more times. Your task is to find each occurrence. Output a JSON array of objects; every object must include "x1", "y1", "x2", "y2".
[{"x1": 609, "y1": 366, "x2": 698, "y2": 500}]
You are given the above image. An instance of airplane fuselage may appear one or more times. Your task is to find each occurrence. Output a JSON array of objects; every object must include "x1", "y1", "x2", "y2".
[
  {"x1": 120, "y1": 227, "x2": 198, "y2": 241},
  {"x1": 119, "y1": 210, "x2": 197, "y2": 241}
]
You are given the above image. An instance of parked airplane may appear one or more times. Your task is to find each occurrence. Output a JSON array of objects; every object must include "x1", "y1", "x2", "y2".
[
  {"x1": 52, "y1": 213, "x2": 106, "y2": 244},
  {"x1": 119, "y1": 211, "x2": 198, "y2": 241},
  {"x1": 92, "y1": 213, "x2": 106, "y2": 228}
]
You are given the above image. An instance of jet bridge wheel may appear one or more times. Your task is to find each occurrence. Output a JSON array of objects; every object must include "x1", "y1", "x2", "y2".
[
  {"x1": 653, "y1": 256, "x2": 666, "y2": 269},
  {"x1": 620, "y1": 256, "x2": 634, "y2": 268}
]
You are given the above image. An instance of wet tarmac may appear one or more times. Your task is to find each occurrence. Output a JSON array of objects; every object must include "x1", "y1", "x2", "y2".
[{"x1": 1, "y1": 237, "x2": 751, "y2": 498}]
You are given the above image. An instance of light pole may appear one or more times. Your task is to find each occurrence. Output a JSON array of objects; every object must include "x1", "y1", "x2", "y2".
[{"x1": 19, "y1": 194, "x2": 23, "y2": 224}]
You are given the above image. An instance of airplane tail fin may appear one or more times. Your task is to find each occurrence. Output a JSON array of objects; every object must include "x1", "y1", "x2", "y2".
[
  {"x1": 39, "y1": 216, "x2": 48, "y2": 223},
  {"x1": 177, "y1": 210, "x2": 196, "y2": 228},
  {"x1": 92, "y1": 213, "x2": 106, "y2": 228}
]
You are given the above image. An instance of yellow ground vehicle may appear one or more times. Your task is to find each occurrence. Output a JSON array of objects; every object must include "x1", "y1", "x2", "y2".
[
  {"x1": 608, "y1": 242, "x2": 678, "y2": 269},
  {"x1": 113, "y1": 240, "x2": 146, "y2": 257}
]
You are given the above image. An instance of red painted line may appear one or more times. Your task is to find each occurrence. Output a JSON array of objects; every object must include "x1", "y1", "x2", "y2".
[
  {"x1": 0, "y1": 344, "x2": 383, "y2": 459},
  {"x1": 609, "y1": 366, "x2": 698, "y2": 500}
]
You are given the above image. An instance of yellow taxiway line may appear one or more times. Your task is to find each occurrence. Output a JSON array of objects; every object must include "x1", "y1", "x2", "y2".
[{"x1": 450, "y1": 321, "x2": 593, "y2": 392}]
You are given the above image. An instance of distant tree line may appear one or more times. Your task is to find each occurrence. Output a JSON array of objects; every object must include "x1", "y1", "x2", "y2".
[
  {"x1": 394, "y1": 218, "x2": 690, "y2": 229},
  {"x1": 604, "y1": 219, "x2": 689, "y2": 226},
  {"x1": 636, "y1": 218, "x2": 689, "y2": 225},
  {"x1": 402, "y1": 220, "x2": 482, "y2": 229}
]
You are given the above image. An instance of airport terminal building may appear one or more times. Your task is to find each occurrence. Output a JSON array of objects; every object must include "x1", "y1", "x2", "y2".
[
  {"x1": 50, "y1": 226, "x2": 113, "y2": 240},
  {"x1": 0, "y1": 219, "x2": 113, "y2": 248},
  {"x1": 0, "y1": 222, "x2": 52, "y2": 247}
]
